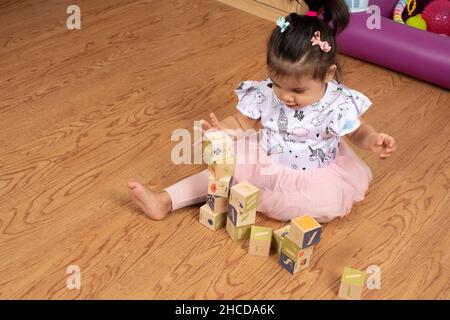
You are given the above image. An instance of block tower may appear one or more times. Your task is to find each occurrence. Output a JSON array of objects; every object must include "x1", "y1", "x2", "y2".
[
  {"x1": 276, "y1": 215, "x2": 322, "y2": 275},
  {"x1": 199, "y1": 130, "x2": 235, "y2": 231},
  {"x1": 226, "y1": 181, "x2": 260, "y2": 241}
]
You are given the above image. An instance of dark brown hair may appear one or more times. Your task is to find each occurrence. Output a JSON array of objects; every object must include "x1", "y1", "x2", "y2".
[{"x1": 267, "y1": 0, "x2": 350, "y2": 83}]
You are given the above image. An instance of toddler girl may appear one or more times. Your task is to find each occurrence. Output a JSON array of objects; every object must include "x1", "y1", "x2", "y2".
[{"x1": 127, "y1": 0, "x2": 396, "y2": 223}]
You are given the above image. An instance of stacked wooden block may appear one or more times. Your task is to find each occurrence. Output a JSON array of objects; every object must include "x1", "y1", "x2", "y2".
[
  {"x1": 226, "y1": 181, "x2": 260, "y2": 241},
  {"x1": 199, "y1": 131, "x2": 235, "y2": 231},
  {"x1": 275, "y1": 215, "x2": 322, "y2": 275}
]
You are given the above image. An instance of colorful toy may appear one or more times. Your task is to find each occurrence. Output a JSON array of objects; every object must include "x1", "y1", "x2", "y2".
[
  {"x1": 393, "y1": 0, "x2": 449, "y2": 35},
  {"x1": 393, "y1": 0, "x2": 408, "y2": 23},
  {"x1": 249, "y1": 226, "x2": 273, "y2": 256},
  {"x1": 422, "y1": 0, "x2": 450, "y2": 36},
  {"x1": 338, "y1": 267, "x2": 367, "y2": 300},
  {"x1": 199, "y1": 204, "x2": 227, "y2": 231},
  {"x1": 338, "y1": 0, "x2": 450, "y2": 89},
  {"x1": 393, "y1": 0, "x2": 431, "y2": 26},
  {"x1": 402, "y1": 0, "x2": 431, "y2": 22},
  {"x1": 406, "y1": 14, "x2": 427, "y2": 29}
]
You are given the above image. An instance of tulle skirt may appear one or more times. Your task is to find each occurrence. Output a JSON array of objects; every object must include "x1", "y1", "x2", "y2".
[{"x1": 233, "y1": 139, "x2": 372, "y2": 223}]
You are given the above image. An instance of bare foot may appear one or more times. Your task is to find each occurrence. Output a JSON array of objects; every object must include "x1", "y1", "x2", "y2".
[{"x1": 127, "y1": 179, "x2": 172, "y2": 220}]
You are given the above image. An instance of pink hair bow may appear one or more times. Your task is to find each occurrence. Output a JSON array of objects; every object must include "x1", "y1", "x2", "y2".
[{"x1": 310, "y1": 31, "x2": 332, "y2": 53}]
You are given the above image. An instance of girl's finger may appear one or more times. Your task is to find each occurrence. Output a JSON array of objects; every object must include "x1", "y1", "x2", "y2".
[
  {"x1": 376, "y1": 134, "x2": 384, "y2": 146},
  {"x1": 210, "y1": 113, "x2": 221, "y2": 129}
]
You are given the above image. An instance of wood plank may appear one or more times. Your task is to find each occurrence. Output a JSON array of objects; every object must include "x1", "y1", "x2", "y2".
[{"x1": 0, "y1": 0, "x2": 448, "y2": 299}]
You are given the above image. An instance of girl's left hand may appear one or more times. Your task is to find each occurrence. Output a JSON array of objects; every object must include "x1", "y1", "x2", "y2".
[{"x1": 370, "y1": 133, "x2": 397, "y2": 160}]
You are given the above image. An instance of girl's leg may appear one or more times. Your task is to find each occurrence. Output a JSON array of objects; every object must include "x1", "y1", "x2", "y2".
[
  {"x1": 164, "y1": 169, "x2": 209, "y2": 211},
  {"x1": 127, "y1": 169, "x2": 209, "y2": 220}
]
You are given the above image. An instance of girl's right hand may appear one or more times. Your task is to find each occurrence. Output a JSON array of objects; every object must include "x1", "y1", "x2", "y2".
[
  {"x1": 193, "y1": 113, "x2": 225, "y2": 147},
  {"x1": 200, "y1": 113, "x2": 225, "y2": 133}
]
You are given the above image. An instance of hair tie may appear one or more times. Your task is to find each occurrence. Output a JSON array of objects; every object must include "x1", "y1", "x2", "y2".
[
  {"x1": 276, "y1": 16, "x2": 290, "y2": 33},
  {"x1": 306, "y1": 10, "x2": 318, "y2": 17},
  {"x1": 310, "y1": 31, "x2": 332, "y2": 53}
]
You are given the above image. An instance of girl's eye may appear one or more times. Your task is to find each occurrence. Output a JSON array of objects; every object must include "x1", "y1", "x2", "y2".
[{"x1": 294, "y1": 90, "x2": 304, "y2": 94}]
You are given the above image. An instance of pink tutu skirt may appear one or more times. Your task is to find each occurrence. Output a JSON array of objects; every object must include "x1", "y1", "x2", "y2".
[{"x1": 233, "y1": 139, "x2": 372, "y2": 223}]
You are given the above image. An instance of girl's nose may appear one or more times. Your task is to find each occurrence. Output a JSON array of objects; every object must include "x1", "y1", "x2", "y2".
[{"x1": 280, "y1": 92, "x2": 293, "y2": 103}]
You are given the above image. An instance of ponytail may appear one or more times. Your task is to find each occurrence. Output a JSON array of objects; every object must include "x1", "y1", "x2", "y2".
[{"x1": 303, "y1": 0, "x2": 350, "y2": 35}]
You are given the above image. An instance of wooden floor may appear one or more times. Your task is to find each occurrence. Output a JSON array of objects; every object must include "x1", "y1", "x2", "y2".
[{"x1": 0, "y1": 0, "x2": 449, "y2": 300}]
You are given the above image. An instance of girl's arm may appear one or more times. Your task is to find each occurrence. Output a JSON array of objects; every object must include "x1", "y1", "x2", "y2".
[
  {"x1": 347, "y1": 120, "x2": 377, "y2": 150},
  {"x1": 347, "y1": 119, "x2": 397, "y2": 159},
  {"x1": 201, "y1": 112, "x2": 259, "y2": 132},
  {"x1": 220, "y1": 112, "x2": 259, "y2": 131}
]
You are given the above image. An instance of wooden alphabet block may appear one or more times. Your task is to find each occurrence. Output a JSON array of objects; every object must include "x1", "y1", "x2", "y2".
[
  {"x1": 208, "y1": 157, "x2": 236, "y2": 180},
  {"x1": 281, "y1": 235, "x2": 314, "y2": 264},
  {"x1": 279, "y1": 246, "x2": 314, "y2": 275},
  {"x1": 207, "y1": 176, "x2": 233, "y2": 198},
  {"x1": 206, "y1": 194, "x2": 228, "y2": 214},
  {"x1": 272, "y1": 225, "x2": 290, "y2": 255},
  {"x1": 227, "y1": 202, "x2": 256, "y2": 227},
  {"x1": 338, "y1": 267, "x2": 366, "y2": 300},
  {"x1": 226, "y1": 216, "x2": 252, "y2": 241},
  {"x1": 199, "y1": 204, "x2": 226, "y2": 231},
  {"x1": 229, "y1": 181, "x2": 260, "y2": 213},
  {"x1": 288, "y1": 215, "x2": 322, "y2": 249},
  {"x1": 249, "y1": 226, "x2": 273, "y2": 256},
  {"x1": 203, "y1": 130, "x2": 234, "y2": 164}
]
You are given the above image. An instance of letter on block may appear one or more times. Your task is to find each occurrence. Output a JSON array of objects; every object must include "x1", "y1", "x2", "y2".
[
  {"x1": 296, "y1": 246, "x2": 314, "y2": 271},
  {"x1": 206, "y1": 194, "x2": 228, "y2": 214},
  {"x1": 287, "y1": 215, "x2": 322, "y2": 249},
  {"x1": 203, "y1": 130, "x2": 234, "y2": 164},
  {"x1": 229, "y1": 181, "x2": 260, "y2": 213},
  {"x1": 208, "y1": 176, "x2": 233, "y2": 198},
  {"x1": 338, "y1": 267, "x2": 366, "y2": 300},
  {"x1": 249, "y1": 226, "x2": 272, "y2": 256},
  {"x1": 226, "y1": 216, "x2": 252, "y2": 241},
  {"x1": 199, "y1": 204, "x2": 226, "y2": 231},
  {"x1": 279, "y1": 251, "x2": 296, "y2": 274},
  {"x1": 279, "y1": 247, "x2": 314, "y2": 275},
  {"x1": 272, "y1": 225, "x2": 290, "y2": 255},
  {"x1": 227, "y1": 202, "x2": 256, "y2": 227}
]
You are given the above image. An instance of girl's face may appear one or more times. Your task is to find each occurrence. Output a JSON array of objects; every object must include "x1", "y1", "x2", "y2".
[{"x1": 269, "y1": 73, "x2": 330, "y2": 109}]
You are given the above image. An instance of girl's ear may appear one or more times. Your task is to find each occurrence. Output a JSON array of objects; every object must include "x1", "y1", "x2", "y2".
[{"x1": 325, "y1": 64, "x2": 337, "y2": 82}]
